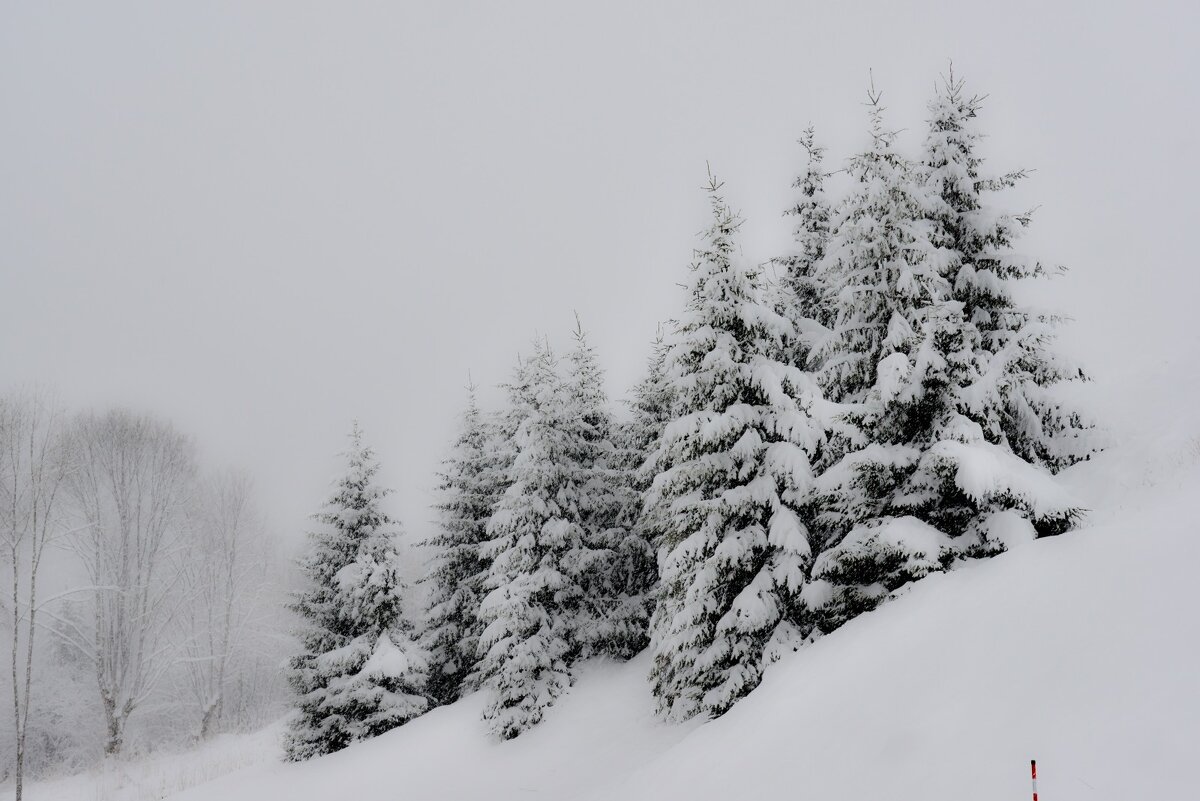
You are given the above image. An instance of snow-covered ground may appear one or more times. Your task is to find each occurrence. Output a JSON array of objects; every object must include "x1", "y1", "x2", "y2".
[
  {"x1": 3, "y1": 725, "x2": 283, "y2": 801},
  {"x1": 9, "y1": 352, "x2": 1199, "y2": 801}
]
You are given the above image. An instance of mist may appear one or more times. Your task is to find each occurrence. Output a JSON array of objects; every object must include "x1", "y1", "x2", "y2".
[{"x1": 3, "y1": 1, "x2": 1193, "y2": 546}]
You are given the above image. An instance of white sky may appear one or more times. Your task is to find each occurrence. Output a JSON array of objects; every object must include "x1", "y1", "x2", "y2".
[{"x1": 2, "y1": 1, "x2": 1197, "y2": 550}]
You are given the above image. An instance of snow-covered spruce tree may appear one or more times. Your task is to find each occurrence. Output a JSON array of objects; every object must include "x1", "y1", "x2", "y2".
[
  {"x1": 284, "y1": 424, "x2": 428, "y2": 761},
  {"x1": 566, "y1": 319, "x2": 656, "y2": 660},
  {"x1": 476, "y1": 341, "x2": 594, "y2": 740},
  {"x1": 419, "y1": 384, "x2": 506, "y2": 705},
  {"x1": 920, "y1": 68, "x2": 1095, "y2": 472},
  {"x1": 774, "y1": 126, "x2": 835, "y2": 337},
  {"x1": 805, "y1": 85, "x2": 954, "y2": 574},
  {"x1": 646, "y1": 172, "x2": 828, "y2": 721},
  {"x1": 623, "y1": 329, "x2": 678, "y2": 557},
  {"x1": 804, "y1": 82, "x2": 1085, "y2": 635},
  {"x1": 813, "y1": 85, "x2": 952, "y2": 408}
]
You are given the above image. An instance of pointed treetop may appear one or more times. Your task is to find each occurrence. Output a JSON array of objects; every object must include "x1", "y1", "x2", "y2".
[
  {"x1": 935, "y1": 60, "x2": 986, "y2": 112},
  {"x1": 799, "y1": 125, "x2": 825, "y2": 164},
  {"x1": 863, "y1": 72, "x2": 904, "y2": 149},
  {"x1": 462, "y1": 380, "x2": 482, "y2": 423},
  {"x1": 699, "y1": 165, "x2": 741, "y2": 257},
  {"x1": 569, "y1": 314, "x2": 600, "y2": 373},
  {"x1": 343, "y1": 420, "x2": 375, "y2": 465},
  {"x1": 866, "y1": 70, "x2": 885, "y2": 137}
]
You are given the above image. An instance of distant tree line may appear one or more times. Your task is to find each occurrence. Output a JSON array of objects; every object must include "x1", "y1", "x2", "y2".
[{"x1": 0, "y1": 391, "x2": 291, "y2": 798}]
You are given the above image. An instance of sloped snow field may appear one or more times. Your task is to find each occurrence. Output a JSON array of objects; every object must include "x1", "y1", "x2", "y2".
[
  {"x1": 4, "y1": 726, "x2": 283, "y2": 801},
  {"x1": 12, "y1": 353, "x2": 1199, "y2": 801}
]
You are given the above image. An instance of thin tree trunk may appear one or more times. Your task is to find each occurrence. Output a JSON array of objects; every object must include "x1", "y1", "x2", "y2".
[
  {"x1": 13, "y1": 746, "x2": 23, "y2": 801},
  {"x1": 16, "y1": 521, "x2": 41, "y2": 801},
  {"x1": 198, "y1": 697, "x2": 221, "y2": 741},
  {"x1": 100, "y1": 689, "x2": 131, "y2": 757},
  {"x1": 10, "y1": 545, "x2": 23, "y2": 801}
]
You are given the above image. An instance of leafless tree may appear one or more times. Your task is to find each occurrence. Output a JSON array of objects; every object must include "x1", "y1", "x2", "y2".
[
  {"x1": 0, "y1": 390, "x2": 72, "y2": 800},
  {"x1": 57, "y1": 409, "x2": 197, "y2": 757},
  {"x1": 176, "y1": 469, "x2": 279, "y2": 740}
]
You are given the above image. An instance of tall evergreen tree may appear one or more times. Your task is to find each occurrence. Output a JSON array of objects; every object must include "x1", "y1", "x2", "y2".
[
  {"x1": 285, "y1": 425, "x2": 428, "y2": 761},
  {"x1": 476, "y1": 342, "x2": 594, "y2": 739},
  {"x1": 813, "y1": 85, "x2": 952, "y2": 407},
  {"x1": 808, "y1": 84, "x2": 955, "y2": 552},
  {"x1": 566, "y1": 320, "x2": 655, "y2": 660},
  {"x1": 646, "y1": 172, "x2": 828, "y2": 721},
  {"x1": 806, "y1": 80, "x2": 1086, "y2": 635},
  {"x1": 420, "y1": 384, "x2": 506, "y2": 705},
  {"x1": 920, "y1": 68, "x2": 1095, "y2": 472}
]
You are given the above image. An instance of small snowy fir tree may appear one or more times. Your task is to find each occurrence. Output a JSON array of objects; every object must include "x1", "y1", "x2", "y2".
[
  {"x1": 646, "y1": 172, "x2": 828, "y2": 721},
  {"x1": 476, "y1": 341, "x2": 595, "y2": 739},
  {"x1": 566, "y1": 319, "x2": 656, "y2": 660},
  {"x1": 284, "y1": 424, "x2": 428, "y2": 761},
  {"x1": 774, "y1": 126, "x2": 835, "y2": 340},
  {"x1": 420, "y1": 384, "x2": 507, "y2": 705}
]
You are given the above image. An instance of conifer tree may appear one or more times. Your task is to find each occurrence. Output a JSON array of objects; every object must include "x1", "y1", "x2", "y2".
[
  {"x1": 920, "y1": 68, "x2": 1095, "y2": 472},
  {"x1": 808, "y1": 85, "x2": 956, "y2": 556},
  {"x1": 476, "y1": 342, "x2": 593, "y2": 739},
  {"x1": 285, "y1": 424, "x2": 428, "y2": 761},
  {"x1": 814, "y1": 84, "x2": 952, "y2": 407},
  {"x1": 566, "y1": 320, "x2": 655, "y2": 660},
  {"x1": 624, "y1": 330, "x2": 677, "y2": 557},
  {"x1": 775, "y1": 126, "x2": 835, "y2": 335},
  {"x1": 420, "y1": 384, "x2": 505, "y2": 705},
  {"x1": 806, "y1": 80, "x2": 1086, "y2": 634},
  {"x1": 646, "y1": 172, "x2": 827, "y2": 721}
]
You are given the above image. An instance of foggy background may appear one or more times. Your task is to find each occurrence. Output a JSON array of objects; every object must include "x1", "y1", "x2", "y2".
[{"x1": 3, "y1": 0, "x2": 1196, "y2": 549}]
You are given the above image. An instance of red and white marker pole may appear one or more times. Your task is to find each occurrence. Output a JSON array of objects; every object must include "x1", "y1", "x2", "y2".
[{"x1": 1031, "y1": 759, "x2": 1038, "y2": 801}]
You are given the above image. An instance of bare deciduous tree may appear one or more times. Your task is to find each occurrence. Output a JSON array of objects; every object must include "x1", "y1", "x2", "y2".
[
  {"x1": 177, "y1": 469, "x2": 277, "y2": 740},
  {"x1": 58, "y1": 409, "x2": 196, "y2": 757},
  {"x1": 0, "y1": 390, "x2": 72, "y2": 800}
]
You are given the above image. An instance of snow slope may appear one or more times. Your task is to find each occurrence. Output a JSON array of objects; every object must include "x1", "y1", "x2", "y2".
[
  {"x1": 38, "y1": 468, "x2": 1192, "y2": 801},
  {"x1": 4, "y1": 725, "x2": 283, "y2": 801},
  {"x1": 13, "y1": 354, "x2": 1200, "y2": 801},
  {"x1": 601, "y1": 478, "x2": 1200, "y2": 801},
  {"x1": 167, "y1": 655, "x2": 696, "y2": 801}
]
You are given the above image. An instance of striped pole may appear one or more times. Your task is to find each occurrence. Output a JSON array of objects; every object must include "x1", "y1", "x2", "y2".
[{"x1": 1031, "y1": 759, "x2": 1038, "y2": 801}]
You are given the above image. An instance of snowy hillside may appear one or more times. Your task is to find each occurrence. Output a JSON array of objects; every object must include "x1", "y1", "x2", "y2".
[
  {"x1": 604, "y1": 468, "x2": 1200, "y2": 801},
  {"x1": 16, "y1": 353, "x2": 1195, "y2": 801},
  {"x1": 4, "y1": 1, "x2": 1197, "y2": 798},
  {"x1": 1, "y1": 726, "x2": 283, "y2": 801}
]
